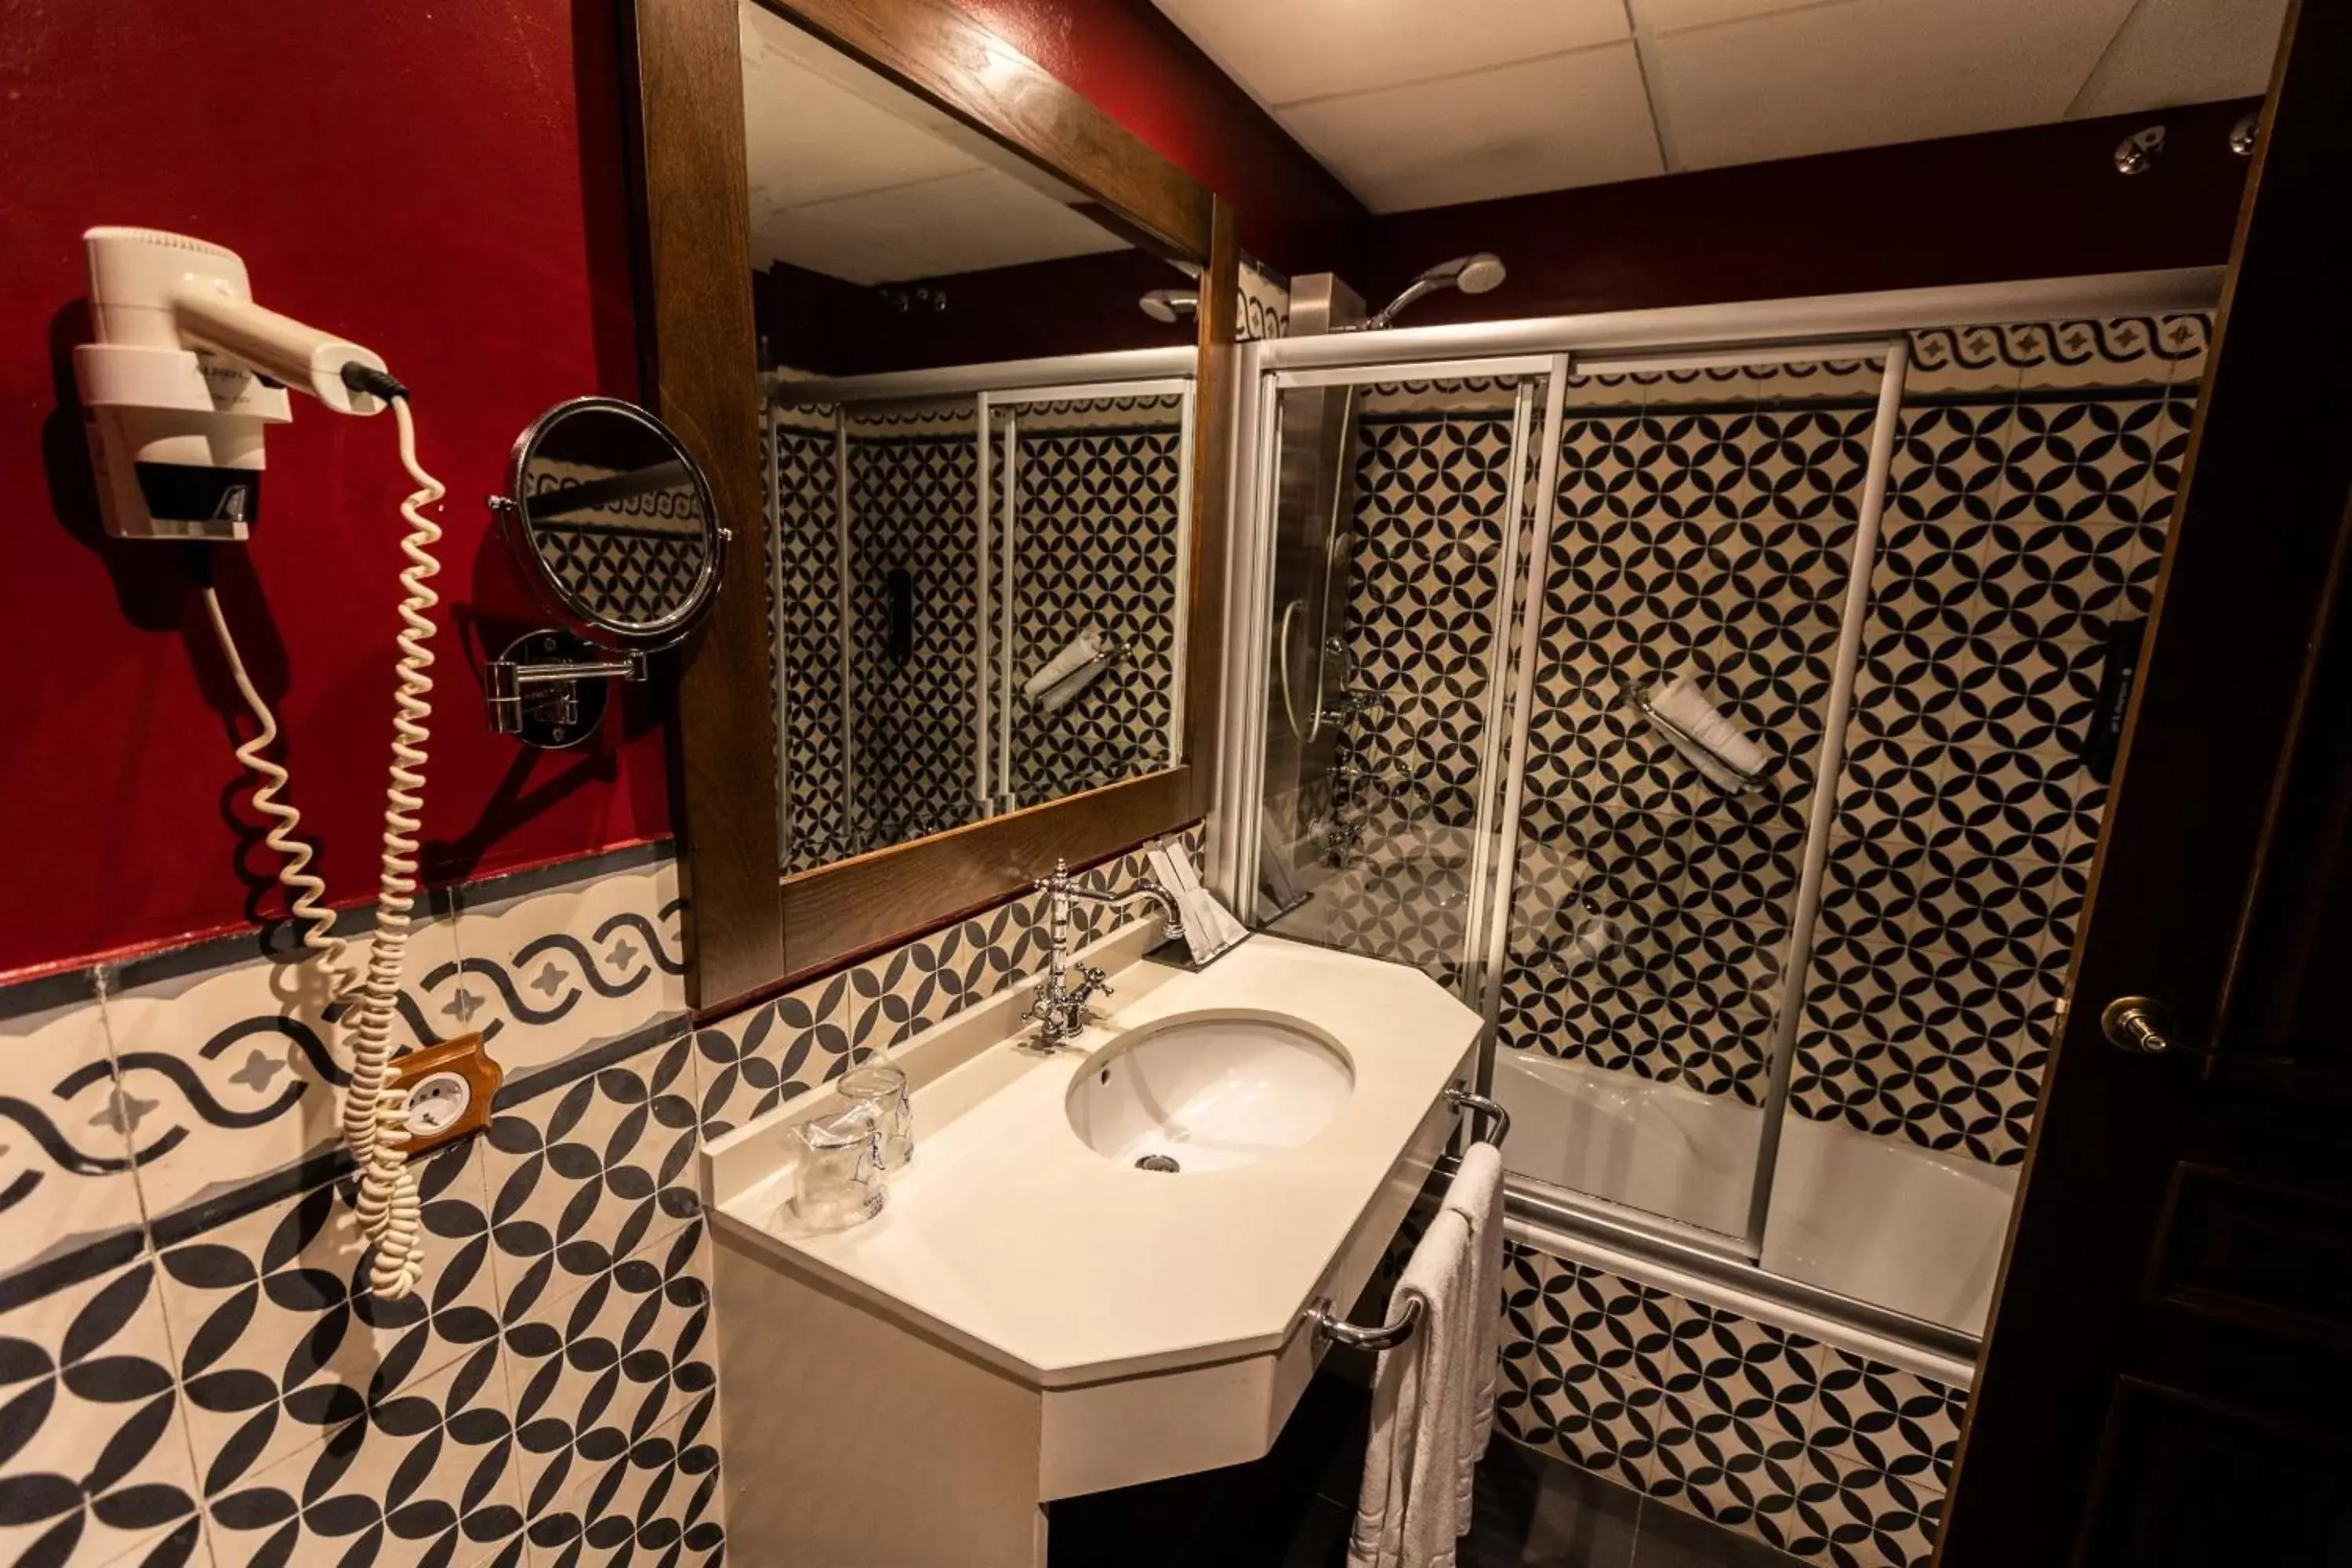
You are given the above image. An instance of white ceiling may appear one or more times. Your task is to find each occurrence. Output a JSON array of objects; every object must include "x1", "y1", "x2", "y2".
[
  {"x1": 1151, "y1": 0, "x2": 2288, "y2": 213},
  {"x1": 739, "y1": 2, "x2": 1128, "y2": 282}
]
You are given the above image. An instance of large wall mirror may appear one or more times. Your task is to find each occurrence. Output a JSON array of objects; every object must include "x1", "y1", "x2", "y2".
[{"x1": 630, "y1": 0, "x2": 1237, "y2": 1007}]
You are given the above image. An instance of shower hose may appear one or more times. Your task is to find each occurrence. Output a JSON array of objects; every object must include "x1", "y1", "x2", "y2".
[{"x1": 200, "y1": 392, "x2": 443, "y2": 1299}]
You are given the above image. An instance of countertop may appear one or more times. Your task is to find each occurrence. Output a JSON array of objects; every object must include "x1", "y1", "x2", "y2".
[{"x1": 701, "y1": 935, "x2": 1480, "y2": 1389}]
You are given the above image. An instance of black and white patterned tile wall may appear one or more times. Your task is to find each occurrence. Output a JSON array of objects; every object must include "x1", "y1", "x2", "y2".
[
  {"x1": 769, "y1": 402, "x2": 851, "y2": 874},
  {"x1": 0, "y1": 844, "x2": 710, "y2": 1568},
  {"x1": 0, "y1": 832, "x2": 1196, "y2": 1566},
  {"x1": 1794, "y1": 314, "x2": 2208, "y2": 1166},
  {"x1": 1299, "y1": 316, "x2": 2208, "y2": 1173},
  {"x1": 1495, "y1": 1234, "x2": 1965, "y2": 1568},
  {"x1": 848, "y1": 402, "x2": 986, "y2": 854},
  {"x1": 768, "y1": 394, "x2": 1196, "y2": 864},
  {"x1": 1004, "y1": 399, "x2": 1187, "y2": 807}
]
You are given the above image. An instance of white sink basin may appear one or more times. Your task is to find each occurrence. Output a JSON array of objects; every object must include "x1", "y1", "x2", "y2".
[{"x1": 1065, "y1": 1010, "x2": 1355, "y2": 1172}]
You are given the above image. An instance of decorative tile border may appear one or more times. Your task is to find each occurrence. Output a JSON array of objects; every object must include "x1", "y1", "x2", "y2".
[
  {"x1": 1238, "y1": 256, "x2": 1289, "y2": 343},
  {"x1": 1496, "y1": 1235, "x2": 1965, "y2": 1568}
]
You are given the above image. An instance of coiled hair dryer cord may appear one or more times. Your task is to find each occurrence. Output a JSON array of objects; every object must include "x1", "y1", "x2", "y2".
[
  {"x1": 202, "y1": 391, "x2": 444, "y2": 1301},
  {"x1": 339, "y1": 393, "x2": 444, "y2": 1299}
]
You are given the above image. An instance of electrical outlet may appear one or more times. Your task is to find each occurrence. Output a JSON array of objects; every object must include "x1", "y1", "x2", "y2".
[{"x1": 387, "y1": 1033, "x2": 503, "y2": 1154}]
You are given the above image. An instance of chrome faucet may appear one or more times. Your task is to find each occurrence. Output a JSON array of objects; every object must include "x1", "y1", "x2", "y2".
[{"x1": 1021, "y1": 858, "x2": 1185, "y2": 1048}]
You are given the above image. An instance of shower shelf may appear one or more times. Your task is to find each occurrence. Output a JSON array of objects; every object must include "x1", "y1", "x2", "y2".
[{"x1": 1619, "y1": 677, "x2": 1769, "y2": 797}]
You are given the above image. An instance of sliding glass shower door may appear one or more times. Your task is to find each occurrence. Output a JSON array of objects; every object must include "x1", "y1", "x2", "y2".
[{"x1": 1488, "y1": 351, "x2": 1896, "y2": 1241}]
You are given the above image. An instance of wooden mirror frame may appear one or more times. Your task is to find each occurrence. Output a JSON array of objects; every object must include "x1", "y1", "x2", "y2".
[{"x1": 623, "y1": 0, "x2": 1240, "y2": 1012}]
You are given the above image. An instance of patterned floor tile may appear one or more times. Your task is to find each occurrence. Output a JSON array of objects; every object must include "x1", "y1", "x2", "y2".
[
  {"x1": 0, "y1": 1257, "x2": 201, "y2": 1568},
  {"x1": 156, "y1": 1138, "x2": 499, "y2": 1501},
  {"x1": 481, "y1": 1040, "x2": 700, "y2": 1315},
  {"x1": 202, "y1": 1339, "x2": 525, "y2": 1568}
]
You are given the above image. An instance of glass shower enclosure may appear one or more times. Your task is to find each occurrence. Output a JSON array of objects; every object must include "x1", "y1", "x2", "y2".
[{"x1": 1213, "y1": 300, "x2": 2069, "y2": 1352}]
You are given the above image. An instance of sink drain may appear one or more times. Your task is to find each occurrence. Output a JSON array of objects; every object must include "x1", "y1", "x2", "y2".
[{"x1": 1134, "y1": 1153, "x2": 1181, "y2": 1174}]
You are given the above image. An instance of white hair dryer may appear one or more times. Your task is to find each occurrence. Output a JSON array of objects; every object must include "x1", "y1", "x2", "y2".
[
  {"x1": 73, "y1": 225, "x2": 443, "y2": 1302},
  {"x1": 72, "y1": 225, "x2": 401, "y2": 539}
]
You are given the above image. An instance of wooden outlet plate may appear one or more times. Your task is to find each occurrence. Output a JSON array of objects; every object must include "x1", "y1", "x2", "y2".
[{"x1": 387, "y1": 1032, "x2": 503, "y2": 1153}]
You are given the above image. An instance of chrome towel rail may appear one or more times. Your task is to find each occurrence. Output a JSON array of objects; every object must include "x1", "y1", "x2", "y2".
[{"x1": 1309, "y1": 1084, "x2": 1512, "y2": 1349}]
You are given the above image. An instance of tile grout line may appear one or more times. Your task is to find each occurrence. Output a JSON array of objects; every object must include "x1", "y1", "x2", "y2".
[{"x1": 92, "y1": 962, "x2": 220, "y2": 1568}]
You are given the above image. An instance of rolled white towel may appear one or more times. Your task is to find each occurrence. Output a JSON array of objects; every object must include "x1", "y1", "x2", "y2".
[
  {"x1": 1037, "y1": 655, "x2": 1110, "y2": 715},
  {"x1": 1648, "y1": 671, "x2": 1769, "y2": 777},
  {"x1": 1023, "y1": 626, "x2": 1104, "y2": 699}
]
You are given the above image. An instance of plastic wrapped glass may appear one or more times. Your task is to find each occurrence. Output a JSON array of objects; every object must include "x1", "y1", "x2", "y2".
[
  {"x1": 838, "y1": 1057, "x2": 915, "y2": 1168},
  {"x1": 791, "y1": 1112, "x2": 887, "y2": 1230}
]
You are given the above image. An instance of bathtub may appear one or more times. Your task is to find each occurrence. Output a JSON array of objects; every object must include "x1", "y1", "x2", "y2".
[{"x1": 1490, "y1": 1046, "x2": 2017, "y2": 1337}]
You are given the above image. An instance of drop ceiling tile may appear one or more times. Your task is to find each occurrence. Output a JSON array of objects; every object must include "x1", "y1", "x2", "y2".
[
  {"x1": 1628, "y1": 0, "x2": 1824, "y2": 34},
  {"x1": 1152, "y1": 0, "x2": 1628, "y2": 107},
  {"x1": 797, "y1": 169, "x2": 1129, "y2": 281},
  {"x1": 1278, "y1": 43, "x2": 1662, "y2": 212},
  {"x1": 743, "y1": 52, "x2": 982, "y2": 209},
  {"x1": 2071, "y1": 0, "x2": 2287, "y2": 118},
  {"x1": 750, "y1": 201, "x2": 916, "y2": 283},
  {"x1": 1644, "y1": 0, "x2": 2137, "y2": 172}
]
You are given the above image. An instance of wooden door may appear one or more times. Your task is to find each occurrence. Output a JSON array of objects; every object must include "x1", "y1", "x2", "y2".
[{"x1": 1938, "y1": 3, "x2": 2352, "y2": 1563}]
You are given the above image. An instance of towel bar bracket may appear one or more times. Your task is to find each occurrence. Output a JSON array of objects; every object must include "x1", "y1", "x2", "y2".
[
  {"x1": 1309, "y1": 1293, "x2": 1425, "y2": 1352},
  {"x1": 1308, "y1": 1086, "x2": 1508, "y2": 1351},
  {"x1": 1445, "y1": 1086, "x2": 1510, "y2": 1148}
]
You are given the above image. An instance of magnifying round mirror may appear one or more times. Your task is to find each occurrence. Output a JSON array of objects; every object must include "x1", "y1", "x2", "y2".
[
  {"x1": 482, "y1": 397, "x2": 728, "y2": 747},
  {"x1": 496, "y1": 396, "x2": 725, "y2": 648}
]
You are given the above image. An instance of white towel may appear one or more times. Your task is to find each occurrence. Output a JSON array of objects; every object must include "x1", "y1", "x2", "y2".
[
  {"x1": 1036, "y1": 655, "x2": 1111, "y2": 714},
  {"x1": 1152, "y1": 839, "x2": 1249, "y2": 960},
  {"x1": 1023, "y1": 626, "x2": 1105, "y2": 699},
  {"x1": 1350, "y1": 1207, "x2": 1472, "y2": 1568},
  {"x1": 1443, "y1": 1144, "x2": 1505, "y2": 1519}
]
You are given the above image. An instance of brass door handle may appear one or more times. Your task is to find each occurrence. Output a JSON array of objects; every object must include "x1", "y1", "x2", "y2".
[{"x1": 2101, "y1": 996, "x2": 2179, "y2": 1055}]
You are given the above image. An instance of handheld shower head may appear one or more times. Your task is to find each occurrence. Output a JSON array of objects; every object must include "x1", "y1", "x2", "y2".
[
  {"x1": 1448, "y1": 252, "x2": 1508, "y2": 294},
  {"x1": 1139, "y1": 288, "x2": 1200, "y2": 325},
  {"x1": 1360, "y1": 252, "x2": 1508, "y2": 329}
]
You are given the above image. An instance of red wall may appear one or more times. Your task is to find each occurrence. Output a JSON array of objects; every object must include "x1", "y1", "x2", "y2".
[
  {"x1": 0, "y1": 0, "x2": 1346, "y2": 982},
  {"x1": 0, "y1": 0, "x2": 662, "y2": 978}
]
